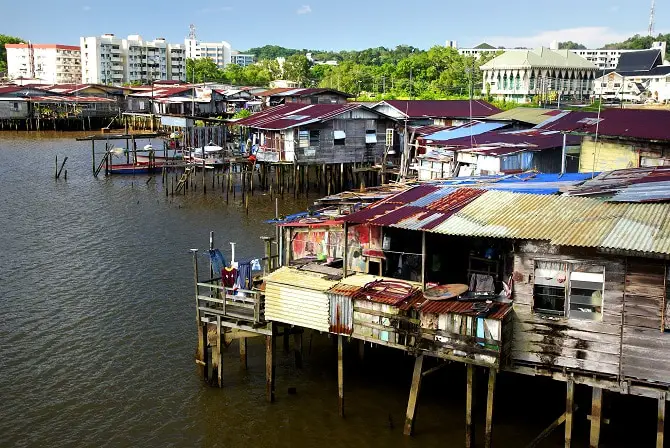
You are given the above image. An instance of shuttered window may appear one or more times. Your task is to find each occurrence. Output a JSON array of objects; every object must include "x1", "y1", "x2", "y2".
[{"x1": 532, "y1": 260, "x2": 604, "y2": 321}]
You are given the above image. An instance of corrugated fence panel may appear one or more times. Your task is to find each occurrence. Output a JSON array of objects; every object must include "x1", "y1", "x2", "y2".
[{"x1": 265, "y1": 283, "x2": 331, "y2": 332}]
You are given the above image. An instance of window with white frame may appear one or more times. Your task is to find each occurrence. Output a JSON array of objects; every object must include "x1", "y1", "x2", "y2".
[{"x1": 532, "y1": 260, "x2": 604, "y2": 321}]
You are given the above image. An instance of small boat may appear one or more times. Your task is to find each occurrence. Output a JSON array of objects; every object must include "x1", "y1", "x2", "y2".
[
  {"x1": 183, "y1": 142, "x2": 226, "y2": 167},
  {"x1": 108, "y1": 163, "x2": 159, "y2": 175},
  {"x1": 135, "y1": 144, "x2": 183, "y2": 164}
]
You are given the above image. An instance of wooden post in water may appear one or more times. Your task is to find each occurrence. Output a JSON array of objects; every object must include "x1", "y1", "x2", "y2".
[
  {"x1": 192, "y1": 249, "x2": 206, "y2": 379},
  {"x1": 293, "y1": 331, "x2": 303, "y2": 369},
  {"x1": 91, "y1": 140, "x2": 96, "y2": 175},
  {"x1": 466, "y1": 364, "x2": 475, "y2": 448},
  {"x1": 403, "y1": 355, "x2": 424, "y2": 436},
  {"x1": 590, "y1": 387, "x2": 603, "y2": 448},
  {"x1": 239, "y1": 337, "x2": 247, "y2": 370},
  {"x1": 565, "y1": 378, "x2": 575, "y2": 448},
  {"x1": 484, "y1": 368, "x2": 497, "y2": 448},
  {"x1": 338, "y1": 334, "x2": 344, "y2": 417},
  {"x1": 216, "y1": 315, "x2": 223, "y2": 387},
  {"x1": 265, "y1": 324, "x2": 276, "y2": 403},
  {"x1": 658, "y1": 392, "x2": 666, "y2": 448}
]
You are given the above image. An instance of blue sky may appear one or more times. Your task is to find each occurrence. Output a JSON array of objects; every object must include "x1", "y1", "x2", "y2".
[{"x1": 2, "y1": 0, "x2": 663, "y2": 51}]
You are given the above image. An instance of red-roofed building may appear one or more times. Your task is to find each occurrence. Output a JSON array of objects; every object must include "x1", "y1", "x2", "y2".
[
  {"x1": 237, "y1": 103, "x2": 397, "y2": 164},
  {"x1": 537, "y1": 108, "x2": 670, "y2": 172},
  {"x1": 372, "y1": 100, "x2": 500, "y2": 126},
  {"x1": 258, "y1": 88, "x2": 353, "y2": 107}
]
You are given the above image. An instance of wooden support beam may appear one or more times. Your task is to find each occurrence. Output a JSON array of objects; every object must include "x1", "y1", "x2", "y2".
[
  {"x1": 283, "y1": 325, "x2": 290, "y2": 353},
  {"x1": 485, "y1": 368, "x2": 497, "y2": 448},
  {"x1": 196, "y1": 323, "x2": 207, "y2": 379},
  {"x1": 338, "y1": 334, "x2": 344, "y2": 418},
  {"x1": 239, "y1": 337, "x2": 247, "y2": 370},
  {"x1": 216, "y1": 316, "x2": 222, "y2": 388},
  {"x1": 565, "y1": 378, "x2": 575, "y2": 448},
  {"x1": 403, "y1": 355, "x2": 424, "y2": 436},
  {"x1": 265, "y1": 325, "x2": 275, "y2": 403},
  {"x1": 466, "y1": 364, "x2": 475, "y2": 448},
  {"x1": 526, "y1": 412, "x2": 568, "y2": 448},
  {"x1": 590, "y1": 387, "x2": 603, "y2": 448},
  {"x1": 358, "y1": 339, "x2": 365, "y2": 362},
  {"x1": 293, "y1": 332, "x2": 303, "y2": 369},
  {"x1": 659, "y1": 392, "x2": 666, "y2": 448}
]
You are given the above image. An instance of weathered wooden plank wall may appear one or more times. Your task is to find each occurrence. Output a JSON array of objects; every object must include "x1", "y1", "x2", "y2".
[
  {"x1": 511, "y1": 242, "x2": 624, "y2": 377},
  {"x1": 621, "y1": 258, "x2": 670, "y2": 385}
]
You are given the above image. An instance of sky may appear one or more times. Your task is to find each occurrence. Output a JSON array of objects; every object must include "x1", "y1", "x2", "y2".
[{"x1": 1, "y1": 0, "x2": 665, "y2": 51}]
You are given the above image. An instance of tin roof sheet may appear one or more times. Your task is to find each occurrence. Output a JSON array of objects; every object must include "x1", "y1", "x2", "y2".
[
  {"x1": 264, "y1": 266, "x2": 340, "y2": 292},
  {"x1": 417, "y1": 299, "x2": 512, "y2": 319},
  {"x1": 380, "y1": 100, "x2": 500, "y2": 119},
  {"x1": 487, "y1": 107, "x2": 563, "y2": 125},
  {"x1": 237, "y1": 103, "x2": 374, "y2": 130}
]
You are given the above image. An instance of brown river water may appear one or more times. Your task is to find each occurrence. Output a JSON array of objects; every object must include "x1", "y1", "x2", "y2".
[{"x1": 0, "y1": 132, "x2": 659, "y2": 447}]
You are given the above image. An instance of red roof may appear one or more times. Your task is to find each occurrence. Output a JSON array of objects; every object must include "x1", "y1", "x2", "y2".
[
  {"x1": 537, "y1": 109, "x2": 670, "y2": 142},
  {"x1": 27, "y1": 96, "x2": 115, "y2": 103},
  {"x1": 5, "y1": 43, "x2": 80, "y2": 51},
  {"x1": 417, "y1": 299, "x2": 512, "y2": 319},
  {"x1": 129, "y1": 86, "x2": 193, "y2": 98},
  {"x1": 237, "y1": 103, "x2": 382, "y2": 130},
  {"x1": 0, "y1": 86, "x2": 26, "y2": 95},
  {"x1": 34, "y1": 84, "x2": 99, "y2": 95},
  {"x1": 380, "y1": 100, "x2": 500, "y2": 119},
  {"x1": 257, "y1": 87, "x2": 353, "y2": 98}
]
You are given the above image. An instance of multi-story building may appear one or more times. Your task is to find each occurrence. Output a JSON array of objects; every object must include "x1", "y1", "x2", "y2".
[
  {"x1": 80, "y1": 34, "x2": 186, "y2": 84},
  {"x1": 457, "y1": 41, "x2": 668, "y2": 71},
  {"x1": 184, "y1": 38, "x2": 232, "y2": 69},
  {"x1": 231, "y1": 51, "x2": 255, "y2": 67},
  {"x1": 5, "y1": 43, "x2": 81, "y2": 83}
]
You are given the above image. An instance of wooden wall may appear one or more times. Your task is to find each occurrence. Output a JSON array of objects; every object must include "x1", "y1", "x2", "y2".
[
  {"x1": 621, "y1": 258, "x2": 670, "y2": 385},
  {"x1": 511, "y1": 242, "x2": 625, "y2": 378}
]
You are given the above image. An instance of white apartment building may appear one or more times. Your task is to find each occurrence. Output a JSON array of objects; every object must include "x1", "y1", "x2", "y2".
[
  {"x1": 231, "y1": 51, "x2": 255, "y2": 67},
  {"x1": 80, "y1": 34, "x2": 186, "y2": 84},
  {"x1": 185, "y1": 38, "x2": 232, "y2": 69},
  {"x1": 5, "y1": 43, "x2": 81, "y2": 83}
]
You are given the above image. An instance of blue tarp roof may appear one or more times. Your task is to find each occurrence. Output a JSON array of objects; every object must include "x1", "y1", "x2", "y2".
[
  {"x1": 425, "y1": 122, "x2": 507, "y2": 141},
  {"x1": 433, "y1": 172, "x2": 598, "y2": 195}
]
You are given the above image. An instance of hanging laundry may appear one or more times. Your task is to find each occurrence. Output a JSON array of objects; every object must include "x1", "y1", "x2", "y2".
[
  {"x1": 236, "y1": 261, "x2": 252, "y2": 290},
  {"x1": 250, "y1": 259, "x2": 261, "y2": 271},
  {"x1": 221, "y1": 266, "x2": 237, "y2": 288},
  {"x1": 469, "y1": 274, "x2": 495, "y2": 293},
  {"x1": 209, "y1": 249, "x2": 228, "y2": 277}
]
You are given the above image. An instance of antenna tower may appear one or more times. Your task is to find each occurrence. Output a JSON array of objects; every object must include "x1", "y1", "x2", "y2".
[
  {"x1": 648, "y1": 0, "x2": 656, "y2": 36},
  {"x1": 188, "y1": 24, "x2": 197, "y2": 40}
]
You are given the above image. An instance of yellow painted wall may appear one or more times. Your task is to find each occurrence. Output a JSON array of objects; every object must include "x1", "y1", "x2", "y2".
[{"x1": 579, "y1": 139, "x2": 638, "y2": 173}]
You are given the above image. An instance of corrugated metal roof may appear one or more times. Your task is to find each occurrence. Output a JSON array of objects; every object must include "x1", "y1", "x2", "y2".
[
  {"x1": 237, "y1": 103, "x2": 378, "y2": 130},
  {"x1": 424, "y1": 121, "x2": 507, "y2": 141},
  {"x1": 379, "y1": 100, "x2": 500, "y2": 119},
  {"x1": 417, "y1": 299, "x2": 512, "y2": 319},
  {"x1": 264, "y1": 266, "x2": 339, "y2": 291},
  {"x1": 487, "y1": 107, "x2": 563, "y2": 125}
]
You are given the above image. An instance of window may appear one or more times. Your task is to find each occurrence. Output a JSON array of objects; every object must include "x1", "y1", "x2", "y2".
[
  {"x1": 385, "y1": 129, "x2": 394, "y2": 146},
  {"x1": 12, "y1": 102, "x2": 19, "y2": 111},
  {"x1": 334, "y1": 130, "x2": 346, "y2": 146},
  {"x1": 532, "y1": 260, "x2": 604, "y2": 321},
  {"x1": 309, "y1": 130, "x2": 320, "y2": 146},
  {"x1": 365, "y1": 129, "x2": 377, "y2": 144}
]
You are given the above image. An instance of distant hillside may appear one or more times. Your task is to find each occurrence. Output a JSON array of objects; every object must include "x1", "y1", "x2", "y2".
[{"x1": 602, "y1": 33, "x2": 670, "y2": 55}]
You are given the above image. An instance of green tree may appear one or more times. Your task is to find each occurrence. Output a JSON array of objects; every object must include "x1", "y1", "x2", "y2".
[
  {"x1": 185, "y1": 58, "x2": 225, "y2": 83},
  {"x1": 0, "y1": 34, "x2": 26, "y2": 76},
  {"x1": 558, "y1": 41, "x2": 587, "y2": 50},
  {"x1": 282, "y1": 54, "x2": 310, "y2": 85}
]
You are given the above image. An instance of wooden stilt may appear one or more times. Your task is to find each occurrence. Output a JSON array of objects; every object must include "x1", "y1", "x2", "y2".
[
  {"x1": 338, "y1": 334, "x2": 344, "y2": 417},
  {"x1": 293, "y1": 332, "x2": 303, "y2": 369},
  {"x1": 565, "y1": 378, "x2": 575, "y2": 448},
  {"x1": 265, "y1": 325, "x2": 275, "y2": 403},
  {"x1": 216, "y1": 316, "x2": 222, "y2": 387},
  {"x1": 239, "y1": 337, "x2": 247, "y2": 370},
  {"x1": 403, "y1": 355, "x2": 424, "y2": 436},
  {"x1": 485, "y1": 368, "x2": 497, "y2": 448},
  {"x1": 196, "y1": 323, "x2": 207, "y2": 379},
  {"x1": 466, "y1": 364, "x2": 475, "y2": 448},
  {"x1": 358, "y1": 339, "x2": 365, "y2": 362},
  {"x1": 590, "y1": 387, "x2": 602, "y2": 448},
  {"x1": 658, "y1": 392, "x2": 666, "y2": 448},
  {"x1": 283, "y1": 326, "x2": 290, "y2": 353}
]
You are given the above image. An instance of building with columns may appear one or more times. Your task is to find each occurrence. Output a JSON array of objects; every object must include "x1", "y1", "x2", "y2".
[{"x1": 480, "y1": 48, "x2": 599, "y2": 103}]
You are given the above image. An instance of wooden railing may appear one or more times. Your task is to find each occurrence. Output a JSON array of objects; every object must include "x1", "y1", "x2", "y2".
[{"x1": 196, "y1": 278, "x2": 265, "y2": 326}]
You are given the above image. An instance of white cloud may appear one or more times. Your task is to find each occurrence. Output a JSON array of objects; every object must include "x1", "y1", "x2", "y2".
[
  {"x1": 296, "y1": 5, "x2": 311, "y2": 14},
  {"x1": 83, "y1": 5, "x2": 91, "y2": 11},
  {"x1": 477, "y1": 26, "x2": 640, "y2": 49}
]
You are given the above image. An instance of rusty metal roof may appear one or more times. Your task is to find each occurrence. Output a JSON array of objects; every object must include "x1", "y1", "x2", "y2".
[{"x1": 417, "y1": 299, "x2": 512, "y2": 319}]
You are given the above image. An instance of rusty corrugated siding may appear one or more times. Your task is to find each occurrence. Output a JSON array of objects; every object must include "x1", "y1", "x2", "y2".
[
  {"x1": 327, "y1": 284, "x2": 359, "y2": 335},
  {"x1": 417, "y1": 299, "x2": 512, "y2": 320}
]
